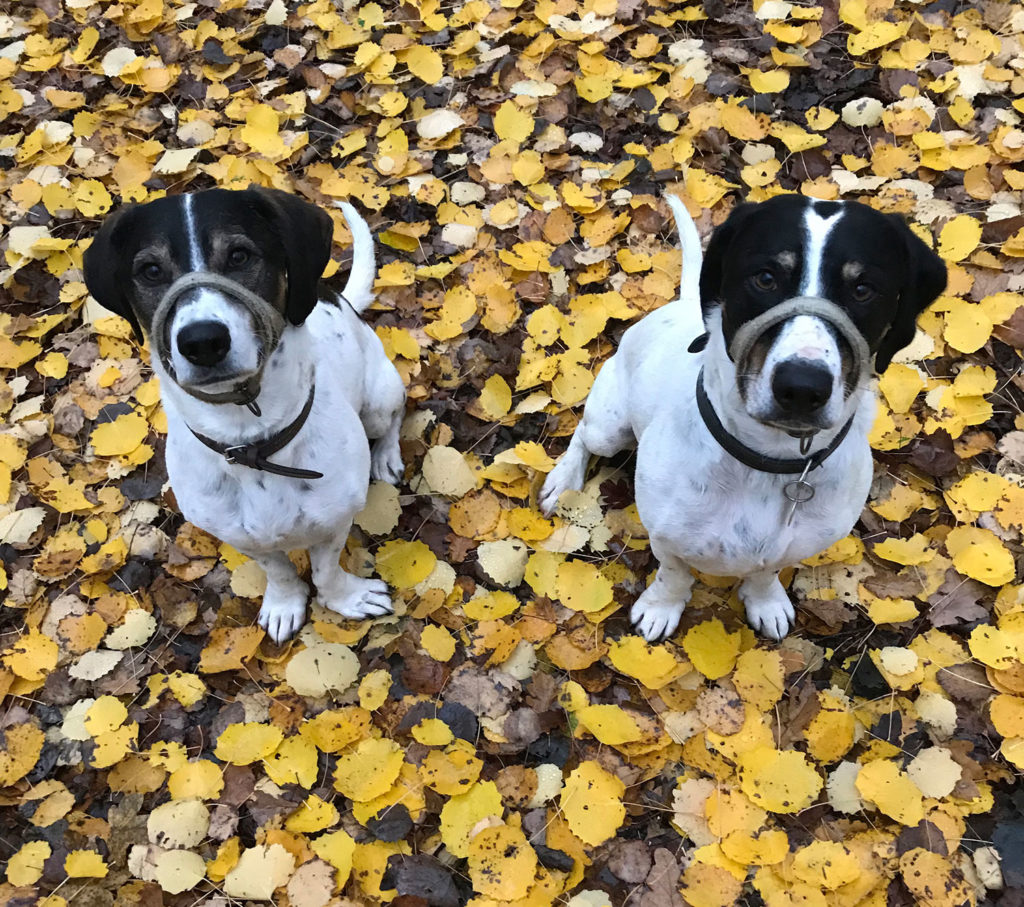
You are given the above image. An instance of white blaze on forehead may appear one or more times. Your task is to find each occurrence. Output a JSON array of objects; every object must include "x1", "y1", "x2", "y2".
[
  {"x1": 182, "y1": 194, "x2": 203, "y2": 271},
  {"x1": 799, "y1": 204, "x2": 843, "y2": 297}
]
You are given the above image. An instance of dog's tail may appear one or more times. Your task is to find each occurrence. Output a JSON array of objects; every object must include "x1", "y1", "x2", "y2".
[
  {"x1": 339, "y1": 201, "x2": 376, "y2": 313},
  {"x1": 666, "y1": 194, "x2": 702, "y2": 308}
]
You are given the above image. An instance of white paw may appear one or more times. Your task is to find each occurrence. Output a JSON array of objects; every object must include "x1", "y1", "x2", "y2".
[
  {"x1": 744, "y1": 595, "x2": 795, "y2": 641},
  {"x1": 321, "y1": 575, "x2": 394, "y2": 621},
  {"x1": 538, "y1": 458, "x2": 586, "y2": 517},
  {"x1": 630, "y1": 588, "x2": 685, "y2": 642},
  {"x1": 258, "y1": 595, "x2": 308, "y2": 644},
  {"x1": 370, "y1": 438, "x2": 403, "y2": 484}
]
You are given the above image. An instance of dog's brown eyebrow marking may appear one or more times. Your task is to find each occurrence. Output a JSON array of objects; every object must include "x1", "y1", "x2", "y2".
[
  {"x1": 774, "y1": 251, "x2": 797, "y2": 270},
  {"x1": 842, "y1": 261, "x2": 864, "y2": 280}
]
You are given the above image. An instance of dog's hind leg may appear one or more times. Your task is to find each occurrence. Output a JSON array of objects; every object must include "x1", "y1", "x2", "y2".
[
  {"x1": 738, "y1": 570, "x2": 795, "y2": 640},
  {"x1": 362, "y1": 365, "x2": 405, "y2": 485},
  {"x1": 253, "y1": 551, "x2": 310, "y2": 644},
  {"x1": 630, "y1": 544, "x2": 694, "y2": 641},
  {"x1": 539, "y1": 355, "x2": 633, "y2": 516},
  {"x1": 311, "y1": 538, "x2": 394, "y2": 621}
]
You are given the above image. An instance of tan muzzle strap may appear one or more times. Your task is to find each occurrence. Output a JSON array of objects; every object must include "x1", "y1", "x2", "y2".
[
  {"x1": 150, "y1": 272, "x2": 286, "y2": 409},
  {"x1": 728, "y1": 296, "x2": 871, "y2": 386}
]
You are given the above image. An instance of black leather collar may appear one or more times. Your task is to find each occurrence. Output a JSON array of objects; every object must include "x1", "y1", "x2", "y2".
[
  {"x1": 696, "y1": 368, "x2": 854, "y2": 475},
  {"x1": 188, "y1": 385, "x2": 323, "y2": 480}
]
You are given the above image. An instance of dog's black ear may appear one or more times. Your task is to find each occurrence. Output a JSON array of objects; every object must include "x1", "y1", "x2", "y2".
[
  {"x1": 246, "y1": 185, "x2": 334, "y2": 326},
  {"x1": 874, "y1": 218, "x2": 947, "y2": 373},
  {"x1": 83, "y1": 206, "x2": 143, "y2": 341},
  {"x1": 699, "y1": 202, "x2": 755, "y2": 325}
]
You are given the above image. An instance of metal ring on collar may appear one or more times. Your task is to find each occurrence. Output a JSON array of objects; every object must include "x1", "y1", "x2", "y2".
[
  {"x1": 728, "y1": 296, "x2": 872, "y2": 383},
  {"x1": 150, "y1": 272, "x2": 286, "y2": 405}
]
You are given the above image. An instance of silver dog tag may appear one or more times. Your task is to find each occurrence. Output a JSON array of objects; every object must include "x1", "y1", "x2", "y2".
[{"x1": 784, "y1": 462, "x2": 815, "y2": 525}]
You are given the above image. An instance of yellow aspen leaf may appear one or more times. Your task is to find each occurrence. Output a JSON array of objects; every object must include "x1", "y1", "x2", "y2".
[
  {"x1": 737, "y1": 747, "x2": 822, "y2": 814},
  {"x1": 991, "y1": 694, "x2": 1024, "y2": 737},
  {"x1": 576, "y1": 705, "x2": 643, "y2": 745},
  {"x1": 746, "y1": 69, "x2": 790, "y2": 92},
  {"x1": 223, "y1": 844, "x2": 295, "y2": 900},
  {"x1": 332, "y1": 737, "x2": 404, "y2": 801},
  {"x1": 855, "y1": 759, "x2": 924, "y2": 825},
  {"x1": 358, "y1": 669, "x2": 392, "y2": 710},
  {"x1": 168, "y1": 760, "x2": 223, "y2": 800},
  {"x1": 467, "y1": 824, "x2": 537, "y2": 900},
  {"x1": 375, "y1": 539, "x2": 437, "y2": 588},
  {"x1": 873, "y1": 534, "x2": 933, "y2": 566},
  {"x1": 474, "y1": 374, "x2": 512, "y2": 420},
  {"x1": 311, "y1": 830, "x2": 356, "y2": 884},
  {"x1": 7, "y1": 841, "x2": 51, "y2": 886},
  {"x1": 938, "y1": 214, "x2": 982, "y2": 261},
  {"x1": 804, "y1": 691, "x2": 855, "y2": 763},
  {"x1": 561, "y1": 761, "x2": 625, "y2": 846},
  {"x1": 944, "y1": 300, "x2": 993, "y2": 354},
  {"x1": 945, "y1": 526, "x2": 1014, "y2": 585},
  {"x1": 683, "y1": 619, "x2": 741, "y2": 680},
  {"x1": 154, "y1": 850, "x2": 206, "y2": 895},
  {"x1": 239, "y1": 105, "x2": 286, "y2": 159},
  {"x1": 422, "y1": 742, "x2": 484, "y2": 795},
  {"x1": 198, "y1": 626, "x2": 264, "y2": 673},
  {"x1": 35, "y1": 351, "x2": 68, "y2": 378},
  {"x1": 0, "y1": 725, "x2": 45, "y2": 786},
  {"x1": 792, "y1": 841, "x2": 860, "y2": 889},
  {"x1": 439, "y1": 780, "x2": 503, "y2": 857},
  {"x1": 285, "y1": 794, "x2": 339, "y2": 833},
  {"x1": 969, "y1": 625, "x2": 1018, "y2": 668},
  {"x1": 65, "y1": 850, "x2": 108, "y2": 878},
  {"x1": 286, "y1": 643, "x2": 359, "y2": 698},
  {"x1": 420, "y1": 624, "x2": 457, "y2": 662},
  {"x1": 214, "y1": 722, "x2": 284, "y2": 765},
  {"x1": 412, "y1": 718, "x2": 454, "y2": 746},
  {"x1": 264, "y1": 734, "x2": 318, "y2": 788},
  {"x1": 607, "y1": 636, "x2": 687, "y2": 689},
  {"x1": 733, "y1": 648, "x2": 784, "y2": 711},
  {"x1": 493, "y1": 100, "x2": 534, "y2": 143},
  {"x1": 5, "y1": 629, "x2": 58, "y2": 681},
  {"x1": 906, "y1": 746, "x2": 961, "y2": 798},
  {"x1": 680, "y1": 861, "x2": 744, "y2": 907},
  {"x1": 403, "y1": 45, "x2": 443, "y2": 83},
  {"x1": 464, "y1": 590, "x2": 519, "y2": 620},
  {"x1": 300, "y1": 707, "x2": 372, "y2": 753},
  {"x1": 878, "y1": 363, "x2": 924, "y2": 413},
  {"x1": 84, "y1": 695, "x2": 127, "y2": 736},
  {"x1": 90, "y1": 411, "x2": 149, "y2": 456},
  {"x1": 556, "y1": 560, "x2": 613, "y2": 613}
]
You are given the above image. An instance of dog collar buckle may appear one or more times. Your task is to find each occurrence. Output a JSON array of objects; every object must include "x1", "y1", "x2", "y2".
[{"x1": 222, "y1": 445, "x2": 257, "y2": 468}]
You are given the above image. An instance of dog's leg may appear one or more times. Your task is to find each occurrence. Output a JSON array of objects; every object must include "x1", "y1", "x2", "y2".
[
  {"x1": 539, "y1": 356, "x2": 633, "y2": 516},
  {"x1": 738, "y1": 570, "x2": 796, "y2": 640},
  {"x1": 630, "y1": 548, "x2": 694, "y2": 641},
  {"x1": 310, "y1": 541, "x2": 394, "y2": 621},
  {"x1": 252, "y1": 552, "x2": 310, "y2": 644},
  {"x1": 362, "y1": 367, "x2": 405, "y2": 485}
]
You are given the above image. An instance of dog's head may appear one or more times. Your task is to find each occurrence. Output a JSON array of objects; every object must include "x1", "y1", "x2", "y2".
[
  {"x1": 698, "y1": 196, "x2": 946, "y2": 434},
  {"x1": 83, "y1": 186, "x2": 333, "y2": 394}
]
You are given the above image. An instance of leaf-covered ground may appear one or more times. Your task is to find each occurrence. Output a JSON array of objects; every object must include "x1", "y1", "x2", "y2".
[{"x1": 3, "y1": 0, "x2": 1024, "y2": 904}]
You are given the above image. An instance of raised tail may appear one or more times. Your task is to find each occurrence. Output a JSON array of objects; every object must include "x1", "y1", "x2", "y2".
[
  {"x1": 339, "y1": 201, "x2": 376, "y2": 313},
  {"x1": 666, "y1": 194, "x2": 702, "y2": 308}
]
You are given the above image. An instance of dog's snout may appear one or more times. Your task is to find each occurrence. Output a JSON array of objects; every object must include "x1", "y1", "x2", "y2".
[
  {"x1": 772, "y1": 359, "x2": 832, "y2": 414},
  {"x1": 177, "y1": 320, "x2": 231, "y2": 367}
]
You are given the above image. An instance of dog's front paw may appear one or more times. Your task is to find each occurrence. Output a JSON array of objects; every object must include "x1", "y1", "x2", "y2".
[
  {"x1": 538, "y1": 458, "x2": 586, "y2": 517},
  {"x1": 258, "y1": 595, "x2": 308, "y2": 644},
  {"x1": 630, "y1": 588, "x2": 685, "y2": 642},
  {"x1": 320, "y1": 574, "x2": 394, "y2": 621},
  {"x1": 370, "y1": 438, "x2": 404, "y2": 484},
  {"x1": 743, "y1": 594, "x2": 795, "y2": 641}
]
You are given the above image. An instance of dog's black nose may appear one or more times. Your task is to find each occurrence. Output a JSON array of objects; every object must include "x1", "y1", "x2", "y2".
[
  {"x1": 177, "y1": 321, "x2": 231, "y2": 367},
  {"x1": 772, "y1": 359, "x2": 832, "y2": 413}
]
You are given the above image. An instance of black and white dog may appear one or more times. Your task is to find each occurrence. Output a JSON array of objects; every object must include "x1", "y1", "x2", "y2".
[
  {"x1": 541, "y1": 195, "x2": 946, "y2": 641},
  {"x1": 84, "y1": 187, "x2": 405, "y2": 643}
]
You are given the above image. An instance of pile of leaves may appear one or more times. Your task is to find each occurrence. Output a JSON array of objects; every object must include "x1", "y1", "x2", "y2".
[{"x1": 2, "y1": 0, "x2": 1024, "y2": 903}]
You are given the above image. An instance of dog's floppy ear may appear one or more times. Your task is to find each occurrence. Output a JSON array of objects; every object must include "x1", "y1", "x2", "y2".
[
  {"x1": 699, "y1": 202, "x2": 755, "y2": 326},
  {"x1": 874, "y1": 218, "x2": 947, "y2": 373},
  {"x1": 83, "y1": 206, "x2": 143, "y2": 341},
  {"x1": 246, "y1": 185, "x2": 334, "y2": 326}
]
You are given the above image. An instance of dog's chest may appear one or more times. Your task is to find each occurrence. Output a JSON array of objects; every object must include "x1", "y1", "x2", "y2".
[{"x1": 635, "y1": 415, "x2": 871, "y2": 575}]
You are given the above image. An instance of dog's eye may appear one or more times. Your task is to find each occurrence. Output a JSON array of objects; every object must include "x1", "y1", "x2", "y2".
[
  {"x1": 852, "y1": 282, "x2": 876, "y2": 302},
  {"x1": 139, "y1": 262, "x2": 164, "y2": 283},
  {"x1": 227, "y1": 247, "x2": 250, "y2": 268},
  {"x1": 751, "y1": 270, "x2": 777, "y2": 292}
]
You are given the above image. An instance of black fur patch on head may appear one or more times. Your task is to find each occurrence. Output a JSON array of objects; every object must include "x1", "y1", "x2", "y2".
[{"x1": 698, "y1": 196, "x2": 946, "y2": 373}]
